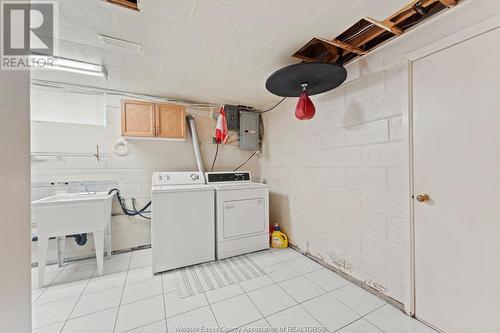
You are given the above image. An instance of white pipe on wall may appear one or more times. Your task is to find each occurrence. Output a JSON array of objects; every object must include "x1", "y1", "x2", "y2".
[{"x1": 186, "y1": 115, "x2": 206, "y2": 177}]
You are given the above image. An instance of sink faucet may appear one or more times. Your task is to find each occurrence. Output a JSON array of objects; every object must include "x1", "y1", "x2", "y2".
[
  {"x1": 81, "y1": 181, "x2": 90, "y2": 193},
  {"x1": 80, "y1": 182, "x2": 97, "y2": 195}
]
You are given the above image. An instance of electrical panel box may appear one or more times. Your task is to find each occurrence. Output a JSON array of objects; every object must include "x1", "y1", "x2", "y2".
[
  {"x1": 239, "y1": 111, "x2": 260, "y2": 150},
  {"x1": 224, "y1": 105, "x2": 240, "y2": 131}
]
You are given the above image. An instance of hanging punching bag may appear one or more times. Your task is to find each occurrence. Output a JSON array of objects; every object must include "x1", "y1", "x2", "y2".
[{"x1": 295, "y1": 90, "x2": 315, "y2": 120}]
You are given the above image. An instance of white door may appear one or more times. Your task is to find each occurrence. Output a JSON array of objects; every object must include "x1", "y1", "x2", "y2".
[{"x1": 413, "y1": 28, "x2": 500, "y2": 333}]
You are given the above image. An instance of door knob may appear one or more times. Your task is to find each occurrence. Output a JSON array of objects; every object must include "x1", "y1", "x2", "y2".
[{"x1": 416, "y1": 193, "x2": 430, "y2": 203}]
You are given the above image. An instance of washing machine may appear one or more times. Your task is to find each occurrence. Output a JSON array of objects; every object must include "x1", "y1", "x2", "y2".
[
  {"x1": 151, "y1": 171, "x2": 215, "y2": 273},
  {"x1": 206, "y1": 171, "x2": 269, "y2": 259}
]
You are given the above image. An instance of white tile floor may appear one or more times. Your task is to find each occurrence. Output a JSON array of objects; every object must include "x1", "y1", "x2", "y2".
[{"x1": 31, "y1": 247, "x2": 436, "y2": 333}]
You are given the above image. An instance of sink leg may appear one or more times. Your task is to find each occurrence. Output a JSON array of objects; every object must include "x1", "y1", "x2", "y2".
[
  {"x1": 56, "y1": 236, "x2": 65, "y2": 267},
  {"x1": 38, "y1": 237, "x2": 49, "y2": 289},
  {"x1": 94, "y1": 231, "x2": 104, "y2": 276},
  {"x1": 106, "y1": 224, "x2": 112, "y2": 260}
]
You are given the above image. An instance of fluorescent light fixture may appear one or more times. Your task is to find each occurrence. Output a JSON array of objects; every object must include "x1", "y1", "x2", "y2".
[
  {"x1": 31, "y1": 55, "x2": 108, "y2": 79},
  {"x1": 51, "y1": 57, "x2": 108, "y2": 79}
]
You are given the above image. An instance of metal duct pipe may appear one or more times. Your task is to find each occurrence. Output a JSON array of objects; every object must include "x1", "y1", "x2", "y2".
[{"x1": 186, "y1": 115, "x2": 206, "y2": 177}]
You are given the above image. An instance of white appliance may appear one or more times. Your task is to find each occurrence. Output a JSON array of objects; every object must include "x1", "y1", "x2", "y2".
[
  {"x1": 206, "y1": 171, "x2": 269, "y2": 259},
  {"x1": 151, "y1": 171, "x2": 215, "y2": 273}
]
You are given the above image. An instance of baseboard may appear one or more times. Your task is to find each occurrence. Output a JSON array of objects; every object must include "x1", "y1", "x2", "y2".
[{"x1": 288, "y1": 244, "x2": 405, "y2": 313}]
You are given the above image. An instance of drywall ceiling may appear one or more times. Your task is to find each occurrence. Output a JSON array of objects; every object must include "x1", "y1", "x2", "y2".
[{"x1": 32, "y1": 0, "x2": 410, "y2": 109}]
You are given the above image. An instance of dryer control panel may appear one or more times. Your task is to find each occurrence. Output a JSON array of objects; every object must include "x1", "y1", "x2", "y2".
[
  {"x1": 206, "y1": 172, "x2": 251, "y2": 183},
  {"x1": 152, "y1": 172, "x2": 205, "y2": 186}
]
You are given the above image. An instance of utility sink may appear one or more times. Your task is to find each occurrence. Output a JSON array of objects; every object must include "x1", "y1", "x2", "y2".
[{"x1": 32, "y1": 192, "x2": 114, "y2": 288}]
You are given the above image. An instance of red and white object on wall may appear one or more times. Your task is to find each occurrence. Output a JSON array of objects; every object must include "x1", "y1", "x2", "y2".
[
  {"x1": 215, "y1": 105, "x2": 229, "y2": 144},
  {"x1": 295, "y1": 88, "x2": 315, "y2": 120}
]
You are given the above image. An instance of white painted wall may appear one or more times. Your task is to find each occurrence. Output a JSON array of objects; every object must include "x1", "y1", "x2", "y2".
[
  {"x1": 262, "y1": 64, "x2": 409, "y2": 303},
  {"x1": 30, "y1": 85, "x2": 106, "y2": 126},
  {"x1": 31, "y1": 94, "x2": 260, "y2": 263},
  {"x1": 261, "y1": 0, "x2": 500, "y2": 311},
  {"x1": 0, "y1": 69, "x2": 31, "y2": 329}
]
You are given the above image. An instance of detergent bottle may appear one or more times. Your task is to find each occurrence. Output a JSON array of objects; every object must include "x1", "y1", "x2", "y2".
[{"x1": 271, "y1": 223, "x2": 288, "y2": 248}]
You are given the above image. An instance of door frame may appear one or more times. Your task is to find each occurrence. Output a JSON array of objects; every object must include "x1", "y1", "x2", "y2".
[{"x1": 403, "y1": 14, "x2": 500, "y2": 317}]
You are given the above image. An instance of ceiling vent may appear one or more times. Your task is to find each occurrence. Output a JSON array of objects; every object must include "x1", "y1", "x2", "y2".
[
  {"x1": 106, "y1": 0, "x2": 140, "y2": 11},
  {"x1": 98, "y1": 35, "x2": 143, "y2": 53}
]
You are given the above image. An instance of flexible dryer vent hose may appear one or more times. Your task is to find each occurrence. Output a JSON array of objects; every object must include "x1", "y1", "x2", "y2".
[{"x1": 186, "y1": 115, "x2": 206, "y2": 177}]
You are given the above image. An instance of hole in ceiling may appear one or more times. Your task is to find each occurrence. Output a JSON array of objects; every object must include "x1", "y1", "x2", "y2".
[{"x1": 106, "y1": 0, "x2": 139, "y2": 11}]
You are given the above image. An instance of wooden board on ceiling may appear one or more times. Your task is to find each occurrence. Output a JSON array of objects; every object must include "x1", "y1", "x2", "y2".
[
  {"x1": 292, "y1": 0, "x2": 460, "y2": 65},
  {"x1": 106, "y1": 0, "x2": 139, "y2": 11}
]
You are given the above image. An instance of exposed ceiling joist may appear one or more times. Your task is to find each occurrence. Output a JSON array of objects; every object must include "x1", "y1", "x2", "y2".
[
  {"x1": 390, "y1": 0, "x2": 436, "y2": 24},
  {"x1": 292, "y1": 0, "x2": 462, "y2": 65},
  {"x1": 438, "y1": 0, "x2": 459, "y2": 7},
  {"x1": 365, "y1": 17, "x2": 403, "y2": 35},
  {"x1": 319, "y1": 38, "x2": 367, "y2": 55},
  {"x1": 340, "y1": 24, "x2": 386, "y2": 57},
  {"x1": 293, "y1": 54, "x2": 320, "y2": 62},
  {"x1": 391, "y1": 0, "x2": 430, "y2": 21},
  {"x1": 106, "y1": 0, "x2": 139, "y2": 11}
]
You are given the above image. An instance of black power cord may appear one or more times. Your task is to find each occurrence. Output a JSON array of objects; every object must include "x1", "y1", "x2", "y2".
[
  {"x1": 108, "y1": 188, "x2": 151, "y2": 220},
  {"x1": 260, "y1": 97, "x2": 286, "y2": 113},
  {"x1": 234, "y1": 151, "x2": 258, "y2": 171},
  {"x1": 210, "y1": 143, "x2": 219, "y2": 172},
  {"x1": 132, "y1": 198, "x2": 151, "y2": 220}
]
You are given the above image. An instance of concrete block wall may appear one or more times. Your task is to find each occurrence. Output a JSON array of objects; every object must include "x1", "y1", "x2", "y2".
[
  {"x1": 261, "y1": 0, "x2": 498, "y2": 310},
  {"x1": 261, "y1": 64, "x2": 409, "y2": 304},
  {"x1": 31, "y1": 94, "x2": 260, "y2": 263}
]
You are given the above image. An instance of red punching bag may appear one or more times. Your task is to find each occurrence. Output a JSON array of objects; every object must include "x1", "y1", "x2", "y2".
[
  {"x1": 295, "y1": 89, "x2": 315, "y2": 120},
  {"x1": 266, "y1": 63, "x2": 347, "y2": 121}
]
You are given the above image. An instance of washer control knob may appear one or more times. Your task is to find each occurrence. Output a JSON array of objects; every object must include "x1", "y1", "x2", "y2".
[{"x1": 191, "y1": 173, "x2": 200, "y2": 181}]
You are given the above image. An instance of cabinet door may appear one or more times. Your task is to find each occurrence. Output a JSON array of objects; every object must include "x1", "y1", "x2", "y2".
[
  {"x1": 155, "y1": 103, "x2": 186, "y2": 139},
  {"x1": 121, "y1": 100, "x2": 156, "y2": 137}
]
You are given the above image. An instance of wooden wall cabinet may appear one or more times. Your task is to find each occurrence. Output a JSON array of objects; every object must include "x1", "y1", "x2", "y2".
[
  {"x1": 155, "y1": 103, "x2": 185, "y2": 139},
  {"x1": 121, "y1": 100, "x2": 186, "y2": 139},
  {"x1": 121, "y1": 100, "x2": 156, "y2": 137}
]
